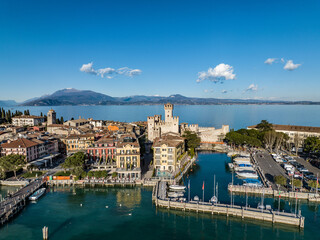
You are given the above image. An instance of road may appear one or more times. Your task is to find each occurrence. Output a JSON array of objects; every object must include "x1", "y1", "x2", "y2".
[{"x1": 253, "y1": 151, "x2": 288, "y2": 188}]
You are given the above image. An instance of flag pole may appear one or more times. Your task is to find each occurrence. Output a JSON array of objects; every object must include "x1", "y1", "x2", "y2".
[
  {"x1": 202, "y1": 181, "x2": 205, "y2": 202},
  {"x1": 188, "y1": 179, "x2": 190, "y2": 202}
]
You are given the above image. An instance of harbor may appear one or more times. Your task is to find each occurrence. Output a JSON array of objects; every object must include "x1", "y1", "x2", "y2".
[{"x1": 152, "y1": 181, "x2": 305, "y2": 228}]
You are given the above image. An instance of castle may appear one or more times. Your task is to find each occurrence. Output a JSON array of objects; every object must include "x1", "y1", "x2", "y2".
[
  {"x1": 147, "y1": 103, "x2": 230, "y2": 143},
  {"x1": 147, "y1": 103, "x2": 180, "y2": 141}
]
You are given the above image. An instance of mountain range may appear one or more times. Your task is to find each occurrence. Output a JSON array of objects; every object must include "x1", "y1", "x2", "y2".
[{"x1": 2, "y1": 88, "x2": 319, "y2": 106}]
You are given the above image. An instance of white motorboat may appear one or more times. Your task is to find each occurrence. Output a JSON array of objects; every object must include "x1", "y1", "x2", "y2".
[
  {"x1": 193, "y1": 196, "x2": 200, "y2": 201},
  {"x1": 236, "y1": 170, "x2": 258, "y2": 179},
  {"x1": 168, "y1": 192, "x2": 184, "y2": 198},
  {"x1": 169, "y1": 185, "x2": 186, "y2": 191},
  {"x1": 233, "y1": 157, "x2": 251, "y2": 163},
  {"x1": 29, "y1": 188, "x2": 46, "y2": 201}
]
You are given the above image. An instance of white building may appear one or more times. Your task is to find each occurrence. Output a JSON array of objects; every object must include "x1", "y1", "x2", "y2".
[
  {"x1": 248, "y1": 124, "x2": 320, "y2": 145},
  {"x1": 12, "y1": 115, "x2": 45, "y2": 127}
]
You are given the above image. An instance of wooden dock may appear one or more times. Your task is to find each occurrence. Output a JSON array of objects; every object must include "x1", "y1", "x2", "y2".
[
  {"x1": 153, "y1": 182, "x2": 305, "y2": 228},
  {"x1": 0, "y1": 179, "x2": 45, "y2": 225}
]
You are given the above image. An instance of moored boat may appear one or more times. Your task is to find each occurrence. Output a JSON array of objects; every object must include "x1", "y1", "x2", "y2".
[
  {"x1": 169, "y1": 185, "x2": 186, "y2": 191},
  {"x1": 236, "y1": 170, "x2": 258, "y2": 179},
  {"x1": 29, "y1": 188, "x2": 46, "y2": 201}
]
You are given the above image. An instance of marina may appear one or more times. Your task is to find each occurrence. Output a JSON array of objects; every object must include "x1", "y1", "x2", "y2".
[{"x1": 153, "y1": 181, "x2": 305, "y2": 228}]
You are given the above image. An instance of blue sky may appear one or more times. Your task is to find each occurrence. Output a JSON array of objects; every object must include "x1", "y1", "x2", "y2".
[{"x1": 0, "y1": 0, "x2": 319, "y2": 102}]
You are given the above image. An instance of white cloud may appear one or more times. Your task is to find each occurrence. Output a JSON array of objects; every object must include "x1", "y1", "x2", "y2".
[
  {"x1": 97, "y1": 68, "x2": 116, "y2": 78},
  {"x1": 264, "y1": 58, "x2": 277, "y2": 65},
  {"x1": 221, "y1": 90, "x2": 227, "y2": 94},
  {"x1": 283, "y1": 60, "x2": 301, "y2": 71},
  {"x1": 80, "y1": 62, "x2": 96, "y2": 74},
  {"x1": 197, "y1": 63, "x2": 236, "y2": 83},
  {"x1": 245, "y1": 83, "x2": 258, "y2": 92},
  {"x1": 280, "y1": 58, "x2": 285, "y2": 63},
  {"x1": 80, "y1": 62, "x2": 142, "y2": 78},
  {"x1": 117, "y1": 67, "x2": 142, "y2": 76}
]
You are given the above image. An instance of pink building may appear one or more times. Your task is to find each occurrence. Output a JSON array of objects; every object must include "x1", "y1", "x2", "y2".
[
  {"x1": 1, "y1": 138, "x2": 39, "y2": 162},
  {"x1": 87, "y1": 136, "x2": 116, "y2": 162}
]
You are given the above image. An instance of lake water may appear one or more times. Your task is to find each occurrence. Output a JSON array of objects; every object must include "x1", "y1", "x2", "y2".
[
  {"x1": 3, "y1": 105, "x2": 320, "y2": 129},
  {"x1": 0, "y1": 153, "x2": 318, "y2": 240}
]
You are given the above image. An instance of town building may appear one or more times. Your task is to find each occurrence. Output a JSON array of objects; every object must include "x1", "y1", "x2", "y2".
[
  {"x1": 64, "y1": 117, "x2": 90, "y2": 127},
  {"x1": 1, "y1": 138, "x2": 39, "y2": 162},
  {"x1": 12, "y1": 115, "x2": 45, "y2": 127},
  {"x1": 87, "y1": 136, "x2": 116, "y2": 163},
  {"x1": 248, "y1": 124, "x2": 320, "y2": 145},
  {"x1": 47, "y1": 109, "x2": 56, "y2": 125},
  {"x1": 152, "y1": 134, "x2": 185, "y2": 177},
  {"x1": 61, "y1": 134, "x2": 96, "y2": 153},
  {"x1": 88, "y1": 119, "x2": 104, "y2": 128},
  {"x1": 115, "y1": 133, "x2": 141, "y2": 180}
]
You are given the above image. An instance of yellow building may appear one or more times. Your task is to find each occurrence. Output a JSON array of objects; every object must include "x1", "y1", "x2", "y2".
[
  {"x1": 116, "y1": 133, "x2": 141, "y2": 179},
  {"x1": 62, "y1": 134, "x2": 96, "y2": 153},
  {"x1": 152, "y1": 134, "x2": 185, "y2": 177}
]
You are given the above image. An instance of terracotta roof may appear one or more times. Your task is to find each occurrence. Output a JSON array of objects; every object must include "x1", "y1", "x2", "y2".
[
  {"x1": 47, "y1": 124, "x2": 64, "y2": 127},
  {"x1": 248, "y1": 124, "x2": 320, "y2": 134},
  {"x1": 1, "y1": 138, "x2": 39, "y2": 148},
  {"x1": 153, "y1": 135, "x2": 185, "y2": 148},
  {"x1": 12, "y1": 115, "x2": 44, "y2": 119}
]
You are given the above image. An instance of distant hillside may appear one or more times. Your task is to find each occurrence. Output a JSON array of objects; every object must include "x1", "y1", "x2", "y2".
[
  {"x1": 21, "y1": 88, "x2": 320, "y2": 106},
  {"x1": 0, "y1": 100, "x2": 17, "y2": 107}
]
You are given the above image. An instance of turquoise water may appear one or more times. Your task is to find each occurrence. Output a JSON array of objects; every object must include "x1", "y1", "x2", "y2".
[
  {"x1": 3, "y1": 105, "x2": 320, "y2": 129},
  {"x1": 0, "y1": 153, "x2": 318, "y2": 240}
]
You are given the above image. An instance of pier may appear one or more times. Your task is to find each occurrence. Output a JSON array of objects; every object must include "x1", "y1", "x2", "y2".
[
  {"x1": 228, "y1": 184, "x2": 320, "y2": 201},
  {"x1": 153, "y1": 181, "x2": 305, "y2": 228},
  {"x1": 0, "y1": 179, "x2": 45, "y2": 225}
]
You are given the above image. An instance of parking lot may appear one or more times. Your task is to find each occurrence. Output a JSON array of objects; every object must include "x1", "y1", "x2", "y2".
[
  {"x1": 293, "y1": 156, "x2": 320, "y2": 177},
  {"x1": 253, "y1": 151, "x2": 288, "y2": 188}
]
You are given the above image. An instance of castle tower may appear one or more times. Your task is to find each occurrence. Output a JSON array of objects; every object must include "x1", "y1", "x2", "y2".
[
  {"x1": 47, "y1": 109, "x2": 56, "y2": 125},
  {"x1": 164, "y1": 103, "x2": 173, "y2": 123}
]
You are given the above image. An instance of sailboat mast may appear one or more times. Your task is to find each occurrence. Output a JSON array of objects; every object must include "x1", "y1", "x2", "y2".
[{"x1": 214, "y1": 175, "x2": 216, "y2": 197}]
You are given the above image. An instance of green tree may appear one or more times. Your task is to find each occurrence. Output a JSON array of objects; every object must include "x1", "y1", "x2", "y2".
[
  {"x1": 61, "y1": 152, "x2": 86, "y2": 173},
  {"x1": 87, "y1": 171, "x2": 94, "y2": 178},
  {"x1": 0, "y1": 154, "x2": 26, "y2": 178},
  {"x1": 304, "y1": 137, "x2": 320, "y2": 153},
  {"x1": 308, "y1": 180, "x2": 318, "y2": 189},
  {"x1": 292, "y1": 179, "x2": 302, "y2": 188},
  {"x1": 274, "y1": 175, "x2": 287, "y2": 186},
  {"x1": 112, "y1": 172, "x2": 118, "y2": 178},
  {"x1": 182, "y1": 130, "x2": 201, "y2": 150},
  {"x1": 256, "y1": 120, "x2": 273, "y2": 132}
]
